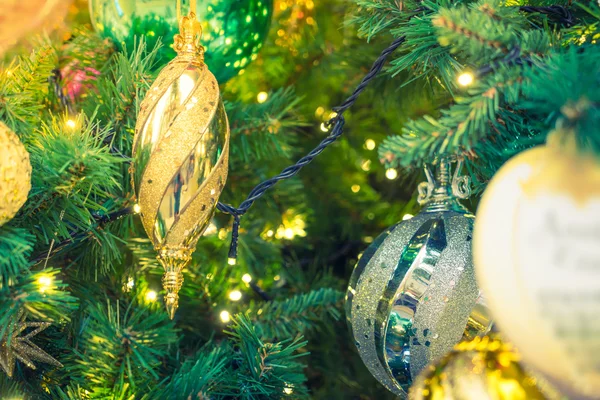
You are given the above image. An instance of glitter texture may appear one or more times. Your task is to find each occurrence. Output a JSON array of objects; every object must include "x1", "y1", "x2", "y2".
[
  {"x1": 345, "y1": 159, "x2": 493, "y2": 398},
  {"x1": 0, "y1": 310, "x2": 62, "y2": 378},
  {"x1": 0, "y1": 122, "x2": 31, "y2": 226},
  {"x1": 409, "y1": 335, "x2": 561, "y2": 400},
  {"x1": 131, "y1": 13, "x2": 230, "y2": 318}
]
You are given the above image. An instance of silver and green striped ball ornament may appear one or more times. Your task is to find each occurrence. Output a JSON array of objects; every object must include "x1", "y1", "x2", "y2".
[{"x1": 345, "y1": 159, "x2": 493, "y2": 398}]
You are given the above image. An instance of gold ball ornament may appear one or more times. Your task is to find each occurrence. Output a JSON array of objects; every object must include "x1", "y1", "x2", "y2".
[
  {"x1": 131, "y1": 12, "x2": 230, "y2": 319},
  {"x1": 0, "y1": 0, "x2": 71, "y2": 54},
  {"x1": 0, "y1": 122, "x2": 31, "y2": 226},
  {"x1": 409, "y1": 335, "x2": 562, "y2": 400},
  {"x1": 473, "y1": 131, "x2": 600, "y2": 399}
]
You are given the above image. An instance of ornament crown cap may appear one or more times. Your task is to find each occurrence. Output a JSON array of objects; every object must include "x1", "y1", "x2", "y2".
[
  {"x1": 417, "y1": 157, "x2": 471, "y2": 212},
  {"x1": 173, "y1": 12, "x2": 205, "y2": 63}
]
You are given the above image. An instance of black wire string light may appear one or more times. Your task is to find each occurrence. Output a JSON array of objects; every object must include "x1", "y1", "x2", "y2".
[{"x1": 216, "y1": 36, "x2": 406, "y2": 265}]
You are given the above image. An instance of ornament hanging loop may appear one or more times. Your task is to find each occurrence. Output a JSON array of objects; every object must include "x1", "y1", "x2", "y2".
[{"x1": 417, "y1": 156, "x2": 471, "y2": 212}]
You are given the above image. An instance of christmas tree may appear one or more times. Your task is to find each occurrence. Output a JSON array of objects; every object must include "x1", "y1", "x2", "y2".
[{"x1": 0, "y1": 0, "x2": 598, "y2": 399}]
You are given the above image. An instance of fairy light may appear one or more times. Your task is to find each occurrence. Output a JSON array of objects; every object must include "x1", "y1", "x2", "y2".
[
  {"x1": 126, "y1": 277, "x2": 135, "y2": 290},
  {"x1": 145, "y1": 290, "x2": 157, "y2": 302},
  {"x1": 402, "y1": 213, "x2": 414, "y2": 221},
  {"x1": 361, "y1": 159, "x2": 371, "y2": 171},
  {"x1": 365, "y1": 139, "x2": 376, "y2": 150},
  {"x1": 386, "y1": 168, "x2": 398, "y2": 180},
  {"x1": 320, "y1": 122, "x2": 329, "y2": 132},
  {"x1": 457, "y1": 72, "x2": 475, "y2": 87},
  {"x1": 283, "y1": 386, "x2": 294, "y2": 395},
  {"x1": 37, "y1": 275, "x2": 54, "y2": 293},
  {"x1": 66, "y1": 119, "x2": 76, "y2": 129},
  {"x1": 133, "y1": 204, "x2": 141, "y2": 214},
  {"x1": 274, "y1": 275, "x2": 281, "y2": 281},
  {"x1": 229, "y1": 290, "x2": 242, "y2": 301},
  {"x1": 242, "y1": 273, "x2": 252, "y2": 283},
  {"x1": 351, "y1": 184, "x2": 361, "y2": 193},
  {"x1": 257, "y1": 91, "x2": 269, "y2": 103},
  {"x1": 283, "y1": 228, "x2": 295, "y2": 240},
  {"x1": 228, "y1": 257, "x2": 237, "y2": 266},
  {"x1": 266, "y1": 229, "x2": 274, "y2": 237},
  {"x1": 220, "y1": 310, "x2": 231, "y2": 323}
]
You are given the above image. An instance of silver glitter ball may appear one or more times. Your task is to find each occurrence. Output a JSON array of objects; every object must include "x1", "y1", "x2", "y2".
[{"x1": 345, "y1": 159, "x2": 493, "y2": 398}]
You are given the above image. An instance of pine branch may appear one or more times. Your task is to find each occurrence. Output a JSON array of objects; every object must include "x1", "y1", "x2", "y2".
[
  {"x1": 247, "y1": 288, "x2": 344, "y2": 339},
  {"x1": 72, "y1": 300, "x2": 177, "y2": 398},
  {"x1": 226, "y1": 87, "x2": 307, "y2": 165},
  {"x1": 226, "y1": 314, "x2": 309, "y2": 399},
  {"x1": 0, "y1": 42, "x2": 57, "y2": 135},
  {"x1": 0, "y1": 268, "x2": 78, "y2": 337},
  {"x1": 0, "y1": 226, "x2": 35, "y2": 285}
]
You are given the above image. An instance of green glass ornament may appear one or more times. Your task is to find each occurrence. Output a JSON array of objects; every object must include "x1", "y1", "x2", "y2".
[{"x1": 89, "y1": 0, "x2": 272, "y2": 83}]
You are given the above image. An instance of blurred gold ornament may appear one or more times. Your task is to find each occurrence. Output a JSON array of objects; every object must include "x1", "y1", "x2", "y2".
[
  {"x1": 0, "y1": 122, "x2": 31, "y2": 226},
  {"x1": 409, "y1": 335, "x2": 561, "y2": 400},
  {"x1": 474, "y1": 130, "x2": 600, "y2": 399},
  {"x1": 0, "y1": 0, "x2": 71, "y2": 54},
  {"x1": 0, "y1": 310, "x2": 62, "y2": 378},
  {"x1": 131, "y1": 11, "x2": 230, "y2": 319}
]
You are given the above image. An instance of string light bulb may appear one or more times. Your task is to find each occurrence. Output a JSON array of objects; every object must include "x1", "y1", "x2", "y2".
[
  {"x1": 385, "y1": 168, "x2": 398, "y2": 180},
  {"x1": 257, "y1": 91, "x2": 268, "y2": 103},
  {"x1": 229, "y1": 290, "x2": 242, "y2": 301},
  {"x1": 220, "y1": 310, "x2": 231, "y2": 323},
  {"x1": 402, "y1": 213, "x2": 414, "y2": 220},
  {"x1": 242, "y1": 273, "x2": 252, "y2": 283},
  {"x1": 228, "y1": 257, "x2": 237, "y2": 266},
  {"x1": 66, "y1": 119, "x2": 76, "y2": 129},
  {"x1": 457, "y1": 72, "x2": 475, "y2": 87},
  {"x1": 365, "y1": 139, "x2": 376, "y2": 150},
  {"x1": 145, "y1": 290, "x2": 157, "y2": 302},
  {"x1": 133, "y1": 203, "x2": 141, "y2": 213},
  {"x1": 37, "y1": 275, "x2": 54, "y2": 293}
]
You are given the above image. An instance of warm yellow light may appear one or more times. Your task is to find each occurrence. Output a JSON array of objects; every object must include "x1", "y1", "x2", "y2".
[
  {"x1": 126, "y1": 277, "x2": 134, "y2": 290},
  {"x1": 365, "y1": 139, "x2": 376, "y2": 150},
  {"x1": 38, "y1": 275, "x2": 53, "y2": 293},
  {"x1": 320, "y1": 122, "x2": 329, "y2": 132},
  {"x1": 66, "y1": 119, "x2": 76, "y2": 129},
  {"x1": 363, "y1": 236, "x2": 374, "y2": 243},
  {"x1": 361, "y1": 160, "x2": 371, "y2": 171},
  {"x1": 218, "y1": 229, "x2": 228, "y2": 240},
  {"x1": 229, "y1": 290, "x2": 242, "y2": 301},
  {"x1": 266, "y1": 229, "x2": 274, "y2": 238},
  {"x1": 402, "y1": 213, "x2": 414, "y2": 221},
  {"x1": 228, "y1": 257, "x2": 237, "y2": 266},
  {"x1": 351, "y1": 184, "x2": 361, "y2": 193},
  {"x1": 274, "y1": 274, "x2": 280, "y2": 281},
  {"x1": 242, "y1": 273, "x2": 252, "y2": 283},
  {"x1": 220, "y1": 310, "x2": 231, "y2": 323},
  {"x1": 145, "y1": 290, "x2": 157, "y2": 302},
  {"x1": 284, "y1": 228, "x2": 295, "y2": 240},
  {"x1": 257, "y1": 91, "x2": 269, "y2": 103},
  {"x1": 315, "y1": 106, "x2": 325, "y2": 117},
  {"x1": 457, "y1": 72, "x2": 474, "y2": 87},
  {"x1": 385, "y1": 168, "x2": 398, "y2": 180},
  {"x1": 133, "y1": 204, "x2": 141, "y2": 214},
  {"x1": 283, "y1": 387, "x2": 294, "y2": 395}
]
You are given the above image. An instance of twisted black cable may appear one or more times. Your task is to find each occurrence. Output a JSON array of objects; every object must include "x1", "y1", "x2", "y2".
[
  {"x1": 217, "y1": 36, "x2": 406, "y2": 261},
  {"x1": 520, "y1": 5, "x2": 575, "y2": 27}
]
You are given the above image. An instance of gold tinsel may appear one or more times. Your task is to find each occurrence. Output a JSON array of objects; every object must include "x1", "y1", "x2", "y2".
[
  {"x1": 0, "y1": 121, "x2": 31, "y2": 226},
  {"x1": 131, "y1": 11, "x2": 230, "y2": 318}
]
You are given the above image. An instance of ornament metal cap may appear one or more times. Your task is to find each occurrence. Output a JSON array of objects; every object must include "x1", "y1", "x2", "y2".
[
  {"x1": 158, "y1": 248, "x2": 189, "y2": 320},
  {"x1": 417, "y1": 156, "x2": 471, "y2": 213},
  {"x1": 173, "y1": 12, "x2": 205, "y2": 63}
]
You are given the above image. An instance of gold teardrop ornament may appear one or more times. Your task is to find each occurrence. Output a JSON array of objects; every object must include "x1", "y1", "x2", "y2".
[{"x1": 131, "y1": 12, "x2": 230, "y2": 319}]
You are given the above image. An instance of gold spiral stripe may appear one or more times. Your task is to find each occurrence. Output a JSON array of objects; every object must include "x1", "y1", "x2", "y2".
[{"x1": 135, "y1": 62, "x2": 221, "y2": 246}]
